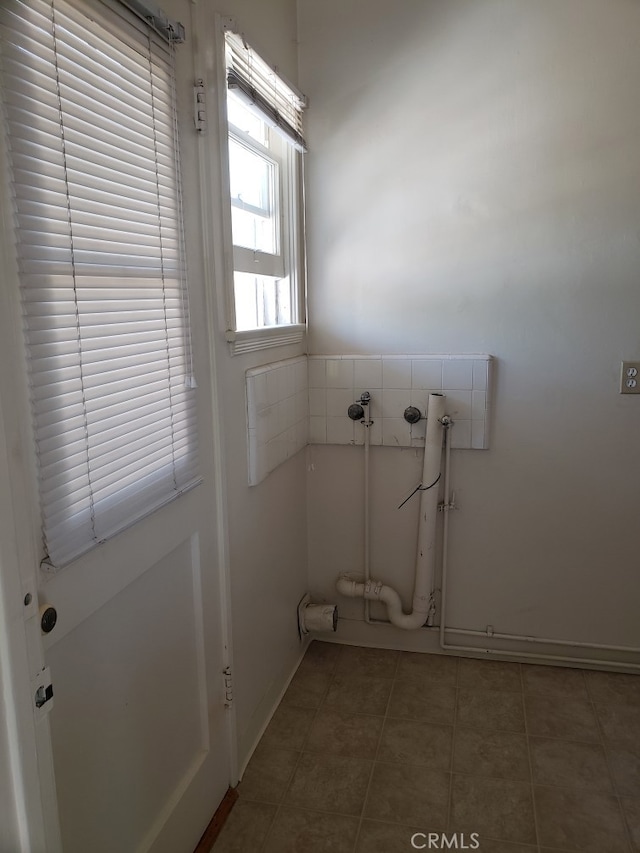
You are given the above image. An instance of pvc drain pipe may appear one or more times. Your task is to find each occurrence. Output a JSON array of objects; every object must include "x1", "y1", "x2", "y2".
[{"x1": 336, "y1": 393, "x2": 446, "y2": 630}]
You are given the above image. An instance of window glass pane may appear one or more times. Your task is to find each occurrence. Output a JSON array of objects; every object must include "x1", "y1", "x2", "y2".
[
  {"x1": 227, "y1": 93, "x2": 268, "y2": 145},
  {"x1": 229, "y1": 137, "x2": 278, "y2": 254},
  {"x1": 234, "y1": 272, "x2": 292, "y2": 330}
]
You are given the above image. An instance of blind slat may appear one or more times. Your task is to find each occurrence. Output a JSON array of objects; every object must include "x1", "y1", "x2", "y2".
[{"x1": 0, "y1": 0, "x2": 198, "y2": 568}]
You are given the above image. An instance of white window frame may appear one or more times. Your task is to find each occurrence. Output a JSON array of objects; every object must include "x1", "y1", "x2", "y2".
[{"x1": 218, "y1": 18, "x2": 306, "y2": 355}]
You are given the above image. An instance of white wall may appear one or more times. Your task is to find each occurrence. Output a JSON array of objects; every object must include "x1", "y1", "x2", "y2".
[
  {"x1": 299, "y1": 0, "x2": 640, "y2": 658},
  {"x1": 195, "y1": 0, "x2": 309, "y2": 768}
]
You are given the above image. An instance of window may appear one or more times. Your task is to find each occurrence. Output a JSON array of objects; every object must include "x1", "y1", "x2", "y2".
[
  {"x1": 223, "y1": 27, "x2": 307, "y2": 351},
  {"x1": 0, "y1": 0, "x2": 199, "y2": 568}
]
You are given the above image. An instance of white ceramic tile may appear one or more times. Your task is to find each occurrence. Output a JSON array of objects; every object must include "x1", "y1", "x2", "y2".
[
  {"x1": 281, "y1": 395, "x2": 295, "y2": 430},
  {"x1": 450, "y1": 419, "x2": 472, "y2": 449},
  {"x1": 326, "y1": 388, "x2": 355, "y2": 417},
  {"x1": 266, "y1": 368, "x2": 280, "y2": 405},
  {"x1": 382, "y1": 358, "x2": 412, "y2": 389},
  {"x1": 308, "y1": 358, "x2": 326, "y2": 389},
  {"x1": 442, "y1": 359, "x2": 474, "y2": 390},
  {"x1": 410, "y1": 419, "x2": 427, "y2": 443},
  {"x1": 471, "y1": 420, "x2": 486, "y2": 450},
  {"x1": 364, "y1": 390, "x2": 383, "y2": 419},
  {"x1": 309, "y1": 416, "x2": 327, "y2": 444},
  {"x1": 381, "y1": 388, "x2": 411, "y2": 418},
  {"x1": 294, "y1": 358, "x2": 307, "y2": 393},
  {"x1": 308, "y1": 388, "x2": 326, "y2": 417},
  {"x1": 382, "y1": 417, "x2": 411, "y2": 447},
  {"x1": 295, "y1": 390, "x2": 309, "y2": 423},
  {"x1": 276, "y1": 364, "x2": 292, "y2": 401},
  {"x1": 354, "y1": 358, "x2": 382, "y2": 389},
  {"x1": 472, "y1": 359, "x2": 488, "y2": 391},
  {"x1": 246, "y1": 379, "x2": 258, "y2": 429},
  {"x1": 326, "y1": 416, "x2": 354, "y2": 445},
  {"x1": 442, "y1": 389, "x2": 472, "y2": 420},
  {"x1": 255, "y1": 406, "x2": 271, "y2": 446},
  {"x1": 247, "y1": 428, "x2": 259, "y2": 485},
  {"x1": 472, "y1": 390, "x2": 487, "y2": 420},
  {"x1": 412, "y1": 359, "x2": 443, "y2": 390},
  {"x1": 325, "y1": 358, "x2": 354, "y2": 389}
]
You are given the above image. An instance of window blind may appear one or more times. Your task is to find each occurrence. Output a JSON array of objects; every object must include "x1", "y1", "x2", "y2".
[
  {"x1": 225, "y1": 29, "x2": 307, "y2": 152},
  {"x1": 0, "y1": 0, "x2": 200, "y2": 568}
]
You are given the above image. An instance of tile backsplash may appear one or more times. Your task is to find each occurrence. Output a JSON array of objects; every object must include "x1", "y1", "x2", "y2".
[
  {"x1": 246, "y1": 354, "x2": 493, "y2": 485},
  {"x1": 246, "y1": 356, "x2": 309, "y2": 486},
  {"x1": 309, "y1": 355, "x2": 493, "y2": 452}
]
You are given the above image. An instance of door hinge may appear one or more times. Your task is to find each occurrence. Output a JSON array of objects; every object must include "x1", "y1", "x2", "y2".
[
  {"x1": 223, "y1": 665, "x2": 233, "y2": 708},
  {"x1": 194, "y1": 79, "x2": 206, "y2": 133}
]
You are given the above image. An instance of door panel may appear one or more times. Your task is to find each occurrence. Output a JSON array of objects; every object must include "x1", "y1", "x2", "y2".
[
  {"x1": 0, "y1": 0, "x2": 232, "y2": 848},
  {"x1": 47, "y1": 537, "x2": 209, "y2": 853}
]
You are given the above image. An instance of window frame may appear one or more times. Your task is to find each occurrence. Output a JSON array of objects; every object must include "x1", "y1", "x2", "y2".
[{"x1": 217, "y1": 17, "x2": 306, "y2": 355}]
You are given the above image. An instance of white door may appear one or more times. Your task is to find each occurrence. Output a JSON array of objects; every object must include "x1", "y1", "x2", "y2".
[{"x1": 0, "y1": 1, "x2": 233, "y2": 851}]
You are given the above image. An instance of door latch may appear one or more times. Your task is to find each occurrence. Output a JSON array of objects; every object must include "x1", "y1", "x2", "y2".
[{"x1": 32, "y1": 666, "x2": 54, "y2": 718}]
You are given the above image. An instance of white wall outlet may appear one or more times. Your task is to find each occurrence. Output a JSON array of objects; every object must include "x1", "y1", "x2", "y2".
[{"x1": 620, "y1": 362, "x2": 640, "y2": 394}]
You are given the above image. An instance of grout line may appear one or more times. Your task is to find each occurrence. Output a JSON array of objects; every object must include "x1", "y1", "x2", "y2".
[
  {"x1": 350, "y1": 650, "x2": 400, "y2": 853},
  {"x1": 256, "y1": 643, "x2": 341, "y2": 853},
  {"x1": 445, "y1": 657, "x2": 460, "y2": 832},
  {"x1": 521, "y1": 662, "x2": 542, "y2": 853},
  {"x1": 584, "y1": 672, "x2": 636, "y2": 853}
]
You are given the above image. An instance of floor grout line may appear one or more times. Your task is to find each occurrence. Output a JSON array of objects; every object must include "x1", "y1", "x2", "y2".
[
  {"x1": 584, "y1": 671, "x2": 636, "y2": 853},
  {"x1": 350, "y1": 648, "x2": 400, "y2": 853},
  {"x1": 216, "y1": 644, "x2": 640, "y2": 852}
]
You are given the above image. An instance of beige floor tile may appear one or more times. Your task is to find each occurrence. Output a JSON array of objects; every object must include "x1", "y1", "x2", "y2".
[
  {"x1": 524, "y1": 694, "x2": 600, "y2": 741},
  {"x1": 387, "y1": 680, "x2": 456, "y2": 725},
  {"x1": 285, "y1": 752, "x2": 373, "y2": 816},
  {"x1": 586, "y1": 671, "x2": 640, "y2": 705},
  {"x1": 377, "y1": 718, "x2": 452, "y2": 769},
  {"x1": 212, "y1": 800, "x2": 277, "y2": 852},
  {"x1": 324, "y1": 674, "x2": 392, "y2": 715},
  {"x1": 396, "y1": 652, "x2": 458, "y2": 685},
  {"x1": 262, "y1": 806, "x2": 360, "y2": 853},
  {"x1": 453, "y1": 727, "x2": 529, "y2": 781},
  {"x1": 608, "y1": 743, "x2": 640, "y2": 797},
  {"x1": 260, "y1": 704, "x2": 316, "y2": 750},
  {"x1": 529, "y1": 736, "x2": 612, "y2": 791},
  {"x1": 458, "y1": 659, "x2": 522, "y2": 692},
  {"x1": 238, "y1": 745, "x2": 300, "y2": 803},
  {"x1": 534, "y1": 784, "x2": 629, "y2": 852},
  {"x1": 364, "y1": 763, "x2": 449, "y2": 828},
  {"x1": 521, "y1": 664, "x2": 587, "y2": 700},
  {"x1": 281, "y1": 670, "x2": 332, "y2": 709},
  {"x1": 596, "y1": 702, "x2": 640, "y2": 747},
  {"x1": 335, "y1": 645, "x2": 400, "y2": 679},
  {"x1": 620, "y1": 797, "x2": 640, "y2": 851},
  {"x1": 298, "y1": 641, "x2": 341, "y2": 676},
  {"x1": 450, "y1": 775, "x2": 536, "y2": 844},
  {"x1": 305, "y1": 708, "x2": 383, "y2": 760},
  {"x1": 456, "y1": 688, "x2": 525, "y2": 733},
  {"x1": 355, "y1": 820, "x2": 425, "y2": 853}
]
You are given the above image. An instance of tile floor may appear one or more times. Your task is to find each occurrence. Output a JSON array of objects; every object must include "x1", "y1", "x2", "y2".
[{"x1": 212, "y1": 642, "x2": 640, "y2": 853}]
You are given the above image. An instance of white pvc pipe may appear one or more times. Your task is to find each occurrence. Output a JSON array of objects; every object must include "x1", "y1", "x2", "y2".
[
  {"x1": 437, "y1": 420, "x2": 640, "y2": 670},
  {"x1": 337, "y1": 393, "x2": 445, "y2": 630}
]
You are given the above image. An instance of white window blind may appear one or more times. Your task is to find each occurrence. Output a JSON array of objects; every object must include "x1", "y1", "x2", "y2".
[
  {"x1": 0, "y1": 0, "x2": 200, "y2": 568},
  {"x1": 225, "y1": 29, "x2": 307, "y2": 152}
]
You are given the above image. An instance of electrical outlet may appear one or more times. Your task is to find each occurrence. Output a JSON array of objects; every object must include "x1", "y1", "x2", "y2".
[{"x1": 620, "y1": 361, "x2": 640, "y2": 394}]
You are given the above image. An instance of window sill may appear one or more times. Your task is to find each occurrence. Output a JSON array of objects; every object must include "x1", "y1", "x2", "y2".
[{"x1": 226, "y1": 324, "x2": 306, "y2": 355}]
